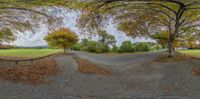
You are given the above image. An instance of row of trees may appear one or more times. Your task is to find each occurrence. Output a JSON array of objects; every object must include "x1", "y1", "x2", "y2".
[
  {"x1": 0, "y1": 0, "x2": 199, "y2": 57},
  {"x1": 43, "y1": 27, "x2": 163, "y2": 54},
  {"x1": 72, "y1": 0, "x2": 200, "y2": 57},
  {"x1": 72, "y1": 39, "x2": 163, "y2": 53},
  {"x1": 45, "y1": 27, "x2": 197, "y2": 54}
]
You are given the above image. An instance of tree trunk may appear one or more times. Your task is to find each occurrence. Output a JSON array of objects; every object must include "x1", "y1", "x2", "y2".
[
  {"x1": 64, "y1": 48, "x2": 66, "y2": 54},
  {"x1": 63, "y1": 45, "x2": 67, "y2": 54},
  {"x1": 168, "y1": 39, "x2": 174, "y2": 57}
]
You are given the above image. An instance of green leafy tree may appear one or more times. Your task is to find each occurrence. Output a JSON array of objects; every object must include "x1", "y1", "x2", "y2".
[
  {"x1": 98, "y1": 29, "x2": 116, "y2": 52},
  {"x1": 72, "y1": 39, "x2": 89, "y2": 51},
  {"x1": 152, "y1": 44, "x2": 163, "y2": 51},
  {"x1": 119, "y1": 41, "x2": 133, "y2": 53},
  {"x1": 135, "y1": 42, "x2": 153, "y2": 52},
  {"x1": 107, "y1": 35, "x2": 116, "y2": 47},
  {"x1": 84, "y1": 41, "x2": 97, "y2": 52},
  {"x1": 82, "y1": 41, "x2": 107, "y2": 53},
  {"x1": 75, "y1": 0, "x2": 200, "y2": 57},
  {"x1": 44, "y1": 28, "x2": 78, "y2": 53},
  {"x1": 111, "y1": 45, "x2": 119, "y2": 53},
  {"x1": 96, "y1": 42, "x2": 108, "y2": 53},
  {"x1": 81, "y1": 39, "x2": 89, "y2": 46},
  {"x1": 72, "y1": 43, "x2": 83, "y2": 51}
]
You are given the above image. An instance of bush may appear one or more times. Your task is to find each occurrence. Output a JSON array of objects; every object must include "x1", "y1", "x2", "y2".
[
  {"x1": 80, "y1": 46, "x2": 88, "y2": 51},
  {"x1": 96, "y1": 43, "x2": 108, "y2": 53},
  {"x1": 86, "y1": 41, "x2": 97, "y2": 52},
  {"x1": 119, "y1": 41, "x2": 134, "y2": 53},
  {"x1": 111, "y1": 45, "x2": 119, "y2": 53},
  {"x1": 135, "y1": 42, "x2": 153, "y2": 52},
  {"x1": 73, "y1": 40, "x2": 109, "y2": 53},
  {"x1": 72, "y1": 43, "x2": 83, "y2": 51},
  {"x1": 152, "y1": 44, "x2": 163, "y2": 50}
]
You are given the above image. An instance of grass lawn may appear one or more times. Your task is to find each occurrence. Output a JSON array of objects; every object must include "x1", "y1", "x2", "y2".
[
  {"x1": 0, "y1": 49, "x2": 62, "y2": 57},
  {"x1": 178, "y1": 50, "x2": 200, "y2": 57}
]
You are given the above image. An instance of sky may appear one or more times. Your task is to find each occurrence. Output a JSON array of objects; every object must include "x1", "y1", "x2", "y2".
[{"x1": 10, "y1": 7, "x2": 154, "y2": 47}]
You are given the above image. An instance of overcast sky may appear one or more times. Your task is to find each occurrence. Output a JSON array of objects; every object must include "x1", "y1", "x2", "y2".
[{"x1": 10, "y1": 7, "x2": 154, "y2": 47}]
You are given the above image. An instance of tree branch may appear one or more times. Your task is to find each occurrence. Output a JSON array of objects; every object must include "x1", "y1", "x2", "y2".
[
  {"x1": 0, "y1": 7, "x2": 54, "y2": 19},
  {"x1": 146, "y1": 3, "x2": 177, "y2": 14}
]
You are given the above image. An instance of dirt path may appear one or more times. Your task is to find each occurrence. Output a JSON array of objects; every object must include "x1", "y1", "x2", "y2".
[{"x1": 0, "y1": 51, "x2": 200, "y2": 99}]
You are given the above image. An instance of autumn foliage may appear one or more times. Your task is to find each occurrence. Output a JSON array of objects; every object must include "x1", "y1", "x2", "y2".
[
  {"x1": 0, "y1": 58, "x2": 60, "y2": 85},
  {"x1": 75, "y1": 57, "x2": 112, "y2": 75},
  {"x1": 44, "y1": 28, "x2": 78, "y2": 53}
]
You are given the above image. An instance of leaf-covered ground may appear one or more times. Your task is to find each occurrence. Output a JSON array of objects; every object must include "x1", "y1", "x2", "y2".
[
  {"x1": 0, "y1": 51, "x2": 199, "y2": 99},
  {"x1": 75, "y1": 57, "x2": 112, "y2": 75},
  {"x1": 0, "y1": 57, "x2": 60, "y2": 85}
]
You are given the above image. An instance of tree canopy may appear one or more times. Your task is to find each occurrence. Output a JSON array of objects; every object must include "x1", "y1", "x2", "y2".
[
  {"x1": 44, "y1": 28, "x2": 78, "y2": 53},
  {"x1": 70, "y1": 0, "x2": 200, "y2": 56},
  {"x1": 0, "y1": 0, "x2": 67, "y2": 33},
  {"x1": 0, "y1": 0, "x2": 199, "y2": 56},
  {"x1": 98, "y1": 29, "x2": 116, "y2": 49},
  {"x1": 0, "y1": 27, "x2": 15, "y2": 44}
]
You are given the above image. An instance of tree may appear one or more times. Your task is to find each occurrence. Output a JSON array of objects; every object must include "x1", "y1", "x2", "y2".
[
  {"x1": 98, "y1": 29, "x2": 116, "y2": 51},
  {"x1": 75, "y1": 0, "x2": 200, "y2": 57},
  {"x1": 80, "y1": 40, "x2": 108, "y2": 53},
  {"x1": 72, "y1": 43, "x2": 83, "y2": 51},
  {"x1": 135, "y1": 42, "x2": 153, "y2": 52},
  {"x1": 153, "y1": 30, "x2": 199, "y2": 49},
  {"x1": 119, "y1": 41, "x2": 133, "y2": 53},
  {"x1": 0, "y1": 27, "x2": 15, "y2": 44},
  {"x1": 44, "y1": 28, "x2": 78, "y2": 53},
  {"x1": 72, "y1": 39, "x2": 89, "y2": 51},
  {"x1": 0, "y1": 1, "x2": 67, "y2": 33},
  {"x1": 111, "y1": 45, "x2": 118, "y2": 53},
  {"x1": 107, "y1": 35, "x2": 117, "y2": 48},
  {"x1": 81, "y1": 39, "x2": 89, "y2": 46}
]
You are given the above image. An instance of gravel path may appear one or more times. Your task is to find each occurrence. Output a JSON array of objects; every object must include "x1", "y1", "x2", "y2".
[{"x1": 0, "y1": 51, "x2": 200, "y2": 99}]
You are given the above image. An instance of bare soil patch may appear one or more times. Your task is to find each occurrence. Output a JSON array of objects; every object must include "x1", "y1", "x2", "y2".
[
  {"x1": 0, "y1": 58, "x2": 60, "y2": 85},
  {"x1": 75, "y1": 57, "x2": 112, "y2": 75}
]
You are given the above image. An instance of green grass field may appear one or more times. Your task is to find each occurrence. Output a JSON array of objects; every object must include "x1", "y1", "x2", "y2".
[
  {"x1": 178, "y1": 50, "x2": 200, "y2": 57},
  {"x1": 0, "y1": 49, "x2": 62, "y2": 57}
]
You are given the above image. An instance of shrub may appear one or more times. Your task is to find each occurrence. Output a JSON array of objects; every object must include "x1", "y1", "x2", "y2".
[
  {"x1": 85, "y1": 41, "x2": 108, "y2": 53},
  {"x1": 74, "y1": 40, "x2": 109, "y2": 53},
  {"x1": 135, "y1": 42, "x2": 153, "y2": 52},
  {"x1": 72, "y1": 43, "x2": 83, "y2": 51},
  {"x1": 119, "y1": 41, "x2": 134, "y2": 53},
  {"x1": 111, "y1": 45, "x2": 119, "y2": 53},
  {"x1": 86, "y1": 41, "x2": 97, "y2": 52},
  {"x1": 80, "y1": 46, "x2": 88, "y2": 51},
  {"x1": 152, "y1": 44, "x2": 163, "y2": 50},
  {"x1": 96, "y1": 43, "x2": 107, "y2": 53}
]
